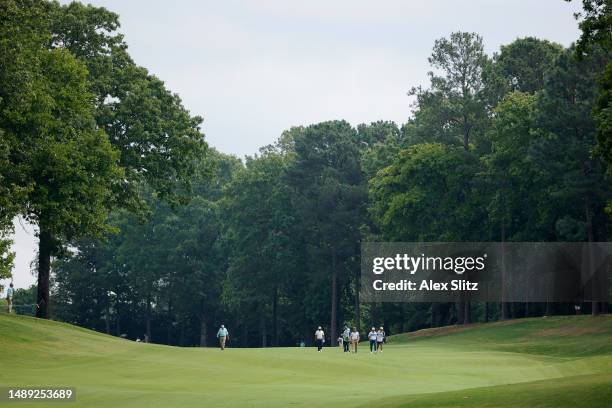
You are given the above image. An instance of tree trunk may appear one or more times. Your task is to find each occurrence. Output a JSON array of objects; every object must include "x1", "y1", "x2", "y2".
[
  {"x1": 545, "y1": 301, "x2": 555, "y2": 316},
  {"x1": 115, "y1": 290, "x2": 122, "y2": 336},
  {"x1": 501, "y1": 218, "x2": 509, "y2": 320},
  {"x1": 354, "y1": 266, "x2": 361, "y2": 332},
  {"x1": 330, "y1": 248, "x2": 338, "y2": 346},
  {"x1": 463, "y1": 116, "x2": 470, "y2": 151},
  {"x1": 302, "y1": 310, "x2": 309, "y2": 346},
  {"x1": 457, "y1": 120, "x2": 471, "y2": 322},
  {"x1": 464, "y1": 301, "x2": 471, "y2": 324},
  {"x1": 260, "y1": 312, "x2": 267, "y2": 347},
  {"x1": 199, "y1": 311, "x2": 207, "y2": 347},
  {"x1": 242, "y1": 323, "x2": 248, "y2": 347},
  {"x1": 179, "y1": 324, "x2": 185, "y2": 346},
  {"x1": 272, "y1": 286, "x2": 279, "y2": 347},
  {"x1": 585, "y1": 196, "x2": 599, "y2": 317},
  {"x1": 145, "y1": 293, "x2": 152, "y2": 343},
  {"x1": 105, "y1": 303, "x2": 111, "y2": 335},
  {"x1": 456, "y1": 300, "x2": 466, "y2": 324},
  {"x1": 431, "y1": 303, "x2": 438, "y2": 328},
  {"x1": 166, "y1": 297, "x2": 173, "y2": 345},
  {"x1": 115, "y1": 314, "x2": 121, "y2": 337},
  {"x1": 36, "y1": 224, "x2": 52, "y2": 319}
]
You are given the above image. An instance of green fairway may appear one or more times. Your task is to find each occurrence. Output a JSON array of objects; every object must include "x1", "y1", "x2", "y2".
[{"x1": 1, "y1": 314, "x2": 611, "y2": 407}]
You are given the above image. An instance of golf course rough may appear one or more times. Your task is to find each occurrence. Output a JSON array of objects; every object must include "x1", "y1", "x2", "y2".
[{"x1": 1, "y1": 314, "x2": 611, "y2": 407}]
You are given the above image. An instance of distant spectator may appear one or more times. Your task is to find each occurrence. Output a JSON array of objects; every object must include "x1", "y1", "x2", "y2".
[{"x1": 6, "y1": 283, "x2": 14, "y2": 314}]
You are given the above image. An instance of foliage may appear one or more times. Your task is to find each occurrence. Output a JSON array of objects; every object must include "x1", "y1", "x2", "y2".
[
  {"x1": 409, "y1": 32, "x2": 490, "y2": 151},
  {"x1": 570, "y1": 0, "x2": 612, "y2": 196},
  {"x1": 0, "y1": 0, "x2": 208, "y2": 318},
  {"x1": 496, "y1": 37, "x2": 563, "y2": 93},
  {"x1": 369, "y1": 143, "x2": 484, "y2": 242}
]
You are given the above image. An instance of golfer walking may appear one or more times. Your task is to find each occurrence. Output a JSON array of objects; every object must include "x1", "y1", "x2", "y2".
[
  {"x1": 376, "y1": 327, "x2": 385, "y2": 352},
  {"x1": 342, "y1": 326, "x2": 350, "y2": 353},
  {"x1": 368, "y1": 327, "x2": 378, "y2": 353},
  {"x1": 314, "y1": 326, "x2": 325, "y2": 352},
  {"x1": 350, "y1": 327, "x2": 360, "y2": 353},
  {"x1": 217, "y1": 324, "x2": 229, "y2": 350}
]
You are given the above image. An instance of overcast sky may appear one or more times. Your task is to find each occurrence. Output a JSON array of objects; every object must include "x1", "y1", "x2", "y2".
[{"x1": 7, "y1": 0, "x2": 582, "y2": 289}]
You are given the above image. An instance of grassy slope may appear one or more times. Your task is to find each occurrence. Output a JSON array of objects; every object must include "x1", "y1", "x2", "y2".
[
  {"x1": 0, "y1": 314, "x2": 611, "y2": 407},
  {"x1": 372, "y1": 316, "x2": 612, "y2": 407}
]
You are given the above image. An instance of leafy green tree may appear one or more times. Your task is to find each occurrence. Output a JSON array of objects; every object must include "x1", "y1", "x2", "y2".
[
  {"x1": 571, "y1": 0, "x2": 612, "y2": 56},
  {"x1": 49, "y1": 1, "x2": 207, "y2": 210},
  {"x1": 0, "y1": 1, "x2": 207, "y2": 319},
  {"x1": 222, "y1": 148, "x2": 299, "y2": 346},
  {"x1": 0, "y1": 1, "x2": 124, "y2": 318},
  {"x1": 53, "y1": 151, "x2": 237, "y2": 344},
  {"x1": 369, "y1": 143, "x2": 486, "y2": 324},
  {"x1": 483, "y1": 92, "x2": 537, "y2": 241},
  {"x1": 0, "y1": 130, "x2": 19, "y2": 281},
  {"x1": 369, "y1": 143, "x2": 484, "y2": 242},
  {"x1": 358, "y1": 121, "x2": 403, "y2": 179},
  {"x1": 52, "y1": 239, "x2": 115, "y2": 331},
  {"x1": 167, "y1": 151, "x2": 239, "y2": 346},
  {"x1": 595, "y1": 64, "x2": 612, "y2": 190},
  {"x1": 570, "y1": 0, "x2": 612, "y2": 181},
  {"x1": 532, "y1": 47, "x2": 611, "y2": 315},
  {"x1": 496, "y1": 38, "x2": 563, "y2": 93},
  {"x1": 482, "y1": 92, "x2": 541, "y2": 318},
  {"x1": 0, "y1": 1, "x2": 48, "y2": 288},
  {"x1": 407, "y1": 32, "x2": 491, "y2": 323},
  {"x1": 0, "y1": 220, "x2": 13, "y2": 287},
  {"x1": 287, "y1": 121, "x2": 365, "y2": 344},
  {"x1": 409, "y1": 32, "x2": 490, "y2": 151}
]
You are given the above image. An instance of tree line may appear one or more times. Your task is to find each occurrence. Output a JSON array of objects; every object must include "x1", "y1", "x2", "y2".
[
  {"x1": 0, "y1": 0, "x2": 207, "y2": 318},
  {"x1": 1, "y1": 1, "x2": 610, "y2": 346}
]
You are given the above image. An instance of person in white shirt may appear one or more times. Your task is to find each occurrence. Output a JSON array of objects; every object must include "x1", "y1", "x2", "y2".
[
  {"x1": 314, "y1": 326, "x2": 325, "y2": 352},
  {"x1": 217, "y1": 324, "x2": 229, "y2": 350},
  {"x1": 376, "y1": 327, "x2": 385, "y2": 352},
  {"x1": 368, "y1": 327, "x2": 378, "y2": 353},
  {"x1": 349, "y1": 327, "x2": 360, "y2": 353}
]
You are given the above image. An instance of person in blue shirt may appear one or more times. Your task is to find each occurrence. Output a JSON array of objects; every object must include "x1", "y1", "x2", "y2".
[
  {"x1": 6, "y1": 283, "x2": 14, "y2": 314},
  {"x1": 217, "y1": 324, "x2": 229, "y2": 350}
]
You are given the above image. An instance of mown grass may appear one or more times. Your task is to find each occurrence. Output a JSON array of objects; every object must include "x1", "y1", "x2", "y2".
[
  {"x1": 1, "y1": 314, "x2": 611, "y2": 407},
  {"x1": 391, "y1": 315, "x2": 612, "y2": 357},
  {"x1": 366, "y1": 373, "x2": 612, "y2": 408}
]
